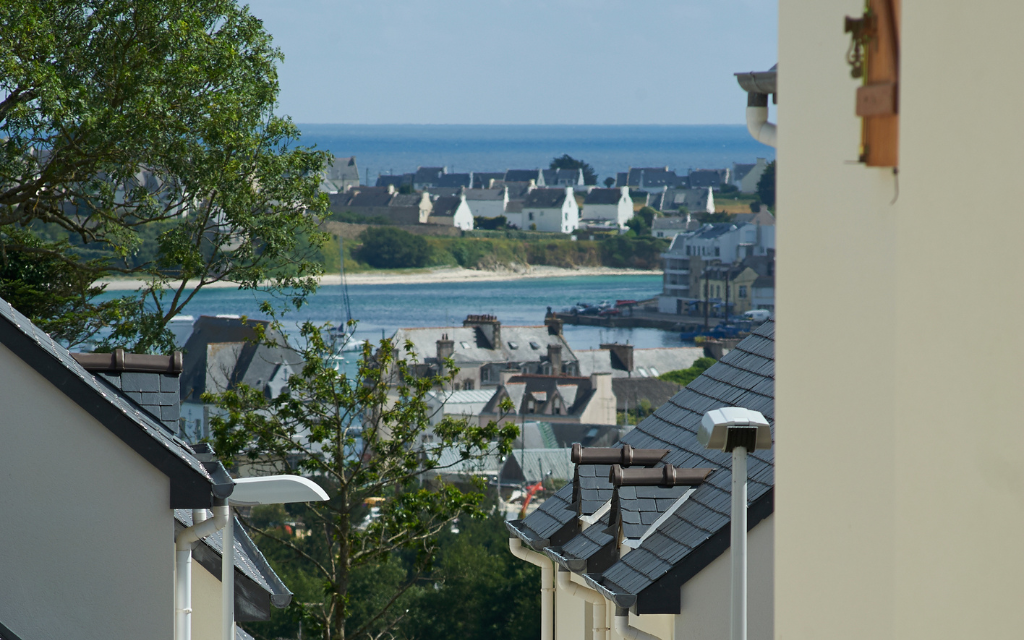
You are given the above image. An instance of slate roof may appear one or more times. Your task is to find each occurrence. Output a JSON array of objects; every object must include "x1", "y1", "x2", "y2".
[
  {"x1": 575, "y1": 346, "x2": 703, "y2": 379},
  {"x1": 174, "y1": 510, "x2": 292, "y2": 621},
  {"x1": 472, "y1": 172, "x2": 506, "y2": 189},
  {"x1": 436, "y1": 173, "x2": 472, "y2": 188},
  {"x1": 651, "y1": 216, "x2": 699, "y2": 233},
  {"x1": 523, "y1": 188, "x2": 569, "y2": 209},
  {"x1": 392, "y1": 324, "x2": 576, "y2": 367},
  {"x1": 515, "y1": 422, "x2": 621, "y2": 450},
  {"x1": 376, "y1": 174, "x2": 413, "y2": 188},
  {"x1": 584, "y1": 188, "x2": 626, "y2": 205},
  {"x1": 482, "y1": 375, "x2": 597, "y2": 418},
  {"x1": 732, "y1": 163, "x2": 756, "y2": 182},
  {"x1": 464, "y1": 188, "x2": 505, "y2": 201},
  {"x1": 414, "y1": 166, "x2": 445, "y2": 185},
  {"x1": 505, "y1": 169, "x2": 544, "y2": 184},
  {"x1": 430, "y1": 195, "x2": 463, "y2": 217},
  {"x1": 687, "y1": 169, "x2": 728, "y2": 188},
  {"x1": 508, "y1": 321, "x2": 775, "y2": 615},
  {"x1": 503, "y1": 448, "x2": 574, "y2": 484},
  {"x1": 0, "y1": 296, "x2": 226, "y2": 508},
  {"x1": 612, "y1": 378, "x2": 683, "y2": 413}
]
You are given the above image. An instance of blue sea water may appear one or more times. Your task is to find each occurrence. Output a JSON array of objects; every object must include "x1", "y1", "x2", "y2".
[
  {"x1": 295, "y1": 124, "x2": 774, "y2": 184},
  {"x1": 152, "y1": 275, "x2": 685, "y2": 351}
]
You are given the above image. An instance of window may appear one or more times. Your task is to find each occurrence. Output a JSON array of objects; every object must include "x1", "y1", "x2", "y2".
[
  {"x1": 714, "y1": 247, "x2": 720, "y2": 257},
  {"x1": 529, "y1": 212, "x2": 534, "y2": 221},
  {"x1": 649, "y1": 367, "x2": 660, "y2": 377},
  {"x1": 637, "y1": 367, "x2": 649, "y2": 377},
  {"x1": 739, "y1": 286, "x2": 748, "y2": 298},
  {"x1": 529, "y1": 341, "x2": 541, "y2": 350},
  {"x1": 508, "y1": 341, "x2": 518, "y2": 350},
  {"x1": 460, "y1": 341, "x2": 470, "y2": 349}
]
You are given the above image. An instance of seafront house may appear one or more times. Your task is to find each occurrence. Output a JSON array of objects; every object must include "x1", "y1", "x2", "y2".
[
  {"x1": 178, "y1": 315, "x2": 302, "y2": 442},
  {"x1": 427, "y1": 193, "x2": 474, "y2": 230},
  {"x1": 506, "y1": 322, "x2": 775, "y2": 640},
  {"x1": 506, "y1": 169, "x2": 547, "y2": 186},
  {"x1": 581, "y1": 187, "x2": 634, "y2": 229},
  {"x1": 329, "y1": 185, "x2": 433, "y2": 225},
  {"x1": 320, "y1": 155, "x2": 360, "y2": 193},
  {"x1": 731, "y1": 158, "x2": 769, "y2": 193},
  {"x1": 649, "y1": 187, "x2": 715, "y2": 215},
  {"x1": 575, "y1": 343, "x2": 704, "y2": 380},
  {"x1": 651, "y1": 215, "x2": 699, "y2": 239},
  {"x1": 464, "y1": 186, "x2": 509, "y2": 220},
  {"x1": 478, "y1": 372, "x2": 617, "y2": 426},
  {"x1": 543, "y1": 168, "x2": 585, "y2": 188},
  {"x1": 522, "y1": 187, "x2": 580, "y2": 233},
  {"x1": 390, "y1": 314, "x2": 579, "y2": 391},
  {"x1": 687, "y1": 168, "x2": 730, "y2": 190},
  {"x1": 616, "y1": 167, "x2": 686, "y2": 191},
  {"x1": 412, "y1": 166, "x2": 447, "y2": 190},
  {"x1": 0, "y1": 297, "x2": 295, "y2": 640}
]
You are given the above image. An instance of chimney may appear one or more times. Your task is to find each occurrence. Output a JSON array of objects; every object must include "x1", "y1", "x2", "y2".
[
  {"x1": 436, "y1": 333, "x2": 455, "y2": 361},
  {"x1": 72, "y1": 348, "x2": 184, "y2": 434},
  {"x1": 500, "y1": 366, "x2": 522, "y2": 386},
  {"x1": 547, "y1": 344, "x2": 563, "y2": 375},
  {"x1": 545, "y1": 309, "x2": 563, "y2": 336},
  {"x1": 600, "y1": 343, "x2": 634, "y2": 373},
  {"x1": 463, "y1": 314, "x2": 501, "y2": 349}
]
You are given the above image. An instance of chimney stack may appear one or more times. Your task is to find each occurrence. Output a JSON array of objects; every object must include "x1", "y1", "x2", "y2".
[
  {"x1": 436, "y1": 334, "x2": 455, "y2": 375},
  {"x1": 547, "y1": 344, "x2": 563, "y2": 375},
  {"x1": 463, "y1": 314, "x2": 501, "y2": 350},
  {"x1": 545, "y1": 308, "x2": 563, "y2": 336},
  {"x1": 600, "y1": 343, "x2": 634, "y2": 373}
]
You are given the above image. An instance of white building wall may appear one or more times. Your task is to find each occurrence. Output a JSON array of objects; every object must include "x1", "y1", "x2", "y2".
[
  {"x1": 452, "y1": 199, "x2": 474, "y2": 230},
  {"x1": 466, "y1": 198, "x2": 506, "y2": 219},
  {"x1": 0, "y1": 342, "x2": 172, "y2": 640}
]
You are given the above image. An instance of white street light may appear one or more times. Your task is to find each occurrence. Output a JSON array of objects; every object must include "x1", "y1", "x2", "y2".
[
  {"x1": 223, "y1": 476, "x2": 329, "y2": 640},
  {"x1": 699, "y1": 407, "x2": 771, "y2": 640}
]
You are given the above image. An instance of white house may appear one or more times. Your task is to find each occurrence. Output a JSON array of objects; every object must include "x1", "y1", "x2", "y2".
[
  {"x1": 464, "y1": 187, "x2": 509, "y2": 220},
  {"x1": 0, "y1": 297, "x2": 295, "y2": 640},
  {"x1": 731, "y1": 157, "x2": 769, "y2": 193},
  {"x1": 507, "y1": 324, "x2": 776, "y2": 640},
  {"x1": 522, "y1": 187, "x2": 579, "y2": 233},
  {"x1": 581, "y1": 187, "x2": 633, "y2": 228},
  {"x1": 650, "y1": 187, "x2": 715, "y2": 215},
  {"x1": 428, "y1": 194, "x2": 474, "y2": 230}
]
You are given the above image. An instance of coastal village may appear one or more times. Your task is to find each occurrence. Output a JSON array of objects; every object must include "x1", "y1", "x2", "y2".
[{"x1": 3, "y1": 3, "x2": 1021, "y2": 640}]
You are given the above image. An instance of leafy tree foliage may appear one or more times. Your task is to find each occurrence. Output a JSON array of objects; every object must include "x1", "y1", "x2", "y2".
[
  {"x1": 473, "y1": 215, "x2": 507, "y2": 231},
  {"x1": 0, "y1": 0, "x2": 331, "y2": 351},
  {"x1": 549, "y1": 154, "x2": 597, "y2": 185},
  {"x1": 208, "y1": 308, "x2": 518, "y2": 640},
  {"x1": 603, "y1": 177, "x2": 616, "y2": 188},
  {"x1": 599, "y1": 236, "x2": 668, "y2": 269},
  {"x1": 756, "y1": 160, "x2": 776, "y2": 208},
  {"x1": 354, "y1": 227, "x2": 430, "y2": 269},
  {"x1": 659, "y1": 357, "x2": 717, "y2": 386}
]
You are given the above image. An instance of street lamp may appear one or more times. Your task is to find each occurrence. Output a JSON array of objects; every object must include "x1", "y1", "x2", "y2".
[
  {"x1": 224, "y1": 476, "x2": 329, "y2": 640},
  {"x1": 698, "y1": 407, "x2": 771, "y2": 640}
]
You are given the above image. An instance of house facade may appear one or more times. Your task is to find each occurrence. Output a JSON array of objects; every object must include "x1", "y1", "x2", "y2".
[
  {"x1": 582, "y1": 187, "x2": 633, "y2": 228},
  {"x1": 616, "y1": 167, "x2": 686, "y2": 191},
  {"x1": 522, "y1": 187, "x2": 580, "y2": 233},
  {"x1": 506, "y1": 323, "x2": 775, "y2": 640},
  {"x1": 732, "y1": 157, "x2": 769, "y2": 193},
  {"x1": 464, "y1": 187, "x2": 509, "y2": 220},
  {"x1": 321, "y1": 155, "x2": 360, "y2": 193},
  {"x1": 479, "y1": 372, "x2": 617, "y2": 426},
  {"x1": 428, "y1": 194, "x2": 474, "y2": 230},
  {"x1": 0, "y1": 298, "x2": 293, "y2": 640},
  {"x1": 649, "y1": 187, "x2": 715, "y2": 215},
  {"x1": 543, "y1": 168, "x2": 585, "y2": 188}
]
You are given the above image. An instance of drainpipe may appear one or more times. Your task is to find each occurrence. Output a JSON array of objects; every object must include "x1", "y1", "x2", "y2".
[
  {"x1": 175, "y1": 501, "x2": 230, "y2": 640},
  {"x1": 223, "y1": 512, "x2": 235, "y2": 640},
  {"x1": 745, "y1": 93, "x2": 776, "y2": 148},
  {"x1": 509, "y1": 538, "x2": 553, "y2": 640},
  {"x1": 557, "y1": 569, "x2": 608, "y2": 640},
  {"x1": 613, "y1": 611, "x2": 661, "y2": 640}
]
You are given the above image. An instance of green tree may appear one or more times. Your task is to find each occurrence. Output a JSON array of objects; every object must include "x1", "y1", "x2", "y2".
[
  {"x1": 603, "y1": 177, "x2": 616, "y2": 188},
  {"x1": 354, "y1": 227, "x2": 430, "y2": 269},
  {"x1": 756, "y1": 160, "x2": 776, "y2": 208},
  {"x1": 659, "y1": 357, "x2": 717, "y2": 386},
  {"x1": 208, "y1": 308, "x2": 518, "y2": 640},
  {"x1": 549, "y1": 154, "x2": 597, "y2": 185},
  {"x1": 0, "y1": 0, "x2": 331, "y2": 351}
]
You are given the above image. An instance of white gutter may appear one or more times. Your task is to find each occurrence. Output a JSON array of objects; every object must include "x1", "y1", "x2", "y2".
[
  {"x1": 509, "y1": 538, "x2": 553, "y2": 640},
  {"x1": 557, "y1": 570, "x2": 608, "y2": 640},
  {"x1": 614, "y1": 613, "x2": 661, "y2": 640},
  {"x1": 745, "y1": 93, "x2": 776, "y2": 148},
  {"x1": 223, "y1": 514, "x2": 235, "y2": 640},
  {"x1": 175, "y1": 503, "x2": 230, "y2": 640}
]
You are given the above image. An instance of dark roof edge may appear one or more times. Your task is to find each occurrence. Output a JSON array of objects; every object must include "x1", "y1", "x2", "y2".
[
  {"x1": 235, "y1": 517, "x2": 293, "y2": 608},
  {"x1": 0, "y1": 317, "x2": 214, "y2": 508},
  {"x1": 179, "y1": 520, "x2": 274, "y2": 621},
  {"x1": 634, "y1": 487, "x2": 774, "y2": 615},
  {"x1": 506, "y1": 519, "x2": 550, "y2": 550},
  {"x1": 0, "y1": 618, "x2": 25, "y2": 640},
  {"x1": 583, "y1": 573, "x2": 636, "y2": 609},
  {"x1": 544, "y1": 546, "x2": 588, "y2": 573},
  {"x1": 72, "y1": 349, "x2": 183, "y2": 373}
]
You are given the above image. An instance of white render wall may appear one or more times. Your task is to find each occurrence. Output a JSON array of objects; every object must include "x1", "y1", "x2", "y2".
[
  {"x1": 0, "y1": 342, "x2": 172, "y2": 640},
  {"x1": 465, "y1": 197, "x2": 506, "y2": 220}
]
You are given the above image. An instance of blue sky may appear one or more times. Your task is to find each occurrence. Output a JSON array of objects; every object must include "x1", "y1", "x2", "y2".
[{"x1": 244, "y1": 0, "x2": 777, "y2": 125}]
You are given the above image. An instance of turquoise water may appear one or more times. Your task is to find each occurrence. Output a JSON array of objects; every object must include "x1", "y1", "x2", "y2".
[
  {"x1": 296, "y1": 124, "x2": 774, "y2": 185},
  {"x1": 149, "y1": 274, "x2": 686, "y2": 350}
]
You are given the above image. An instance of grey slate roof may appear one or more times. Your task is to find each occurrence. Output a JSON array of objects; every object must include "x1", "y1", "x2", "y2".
[
  {"x1": 93, "y1": 369, "x2": 181, "y2": 431},
  {"x1": 376, "y1": 174, "x2": 413, "y2": 188},
  {"x1": 430, "y1": 195, "x2": 463, "y2": 217},
  {"x1": 687, "y1": 169, "x2": 728, "y2": 188},
  {"x1": 583, "y1": 188, "x2": 625, "y2": 205},
  {"x1": 472, "y1": 172, "x2": 506, "y2": 188},
  {"x1": 174, "y1": 510, "x2": 292, "y2": 621},
  {"x1": 0, "y1": 296, "x2": 224, "y2": 508},
  {"x1": 505, "y1": 169, "x2": 544, "y2": 184},
  {"x1": 436, "y1": 173, "x2": 472, "y2": 188},
  {"x1": 414, "y1": 166, "x2": 446, "y2": 185},
  {"x1": 464, "y1": 187, "x2": 505, "y2": 201},
  {"x1": 509, "y1": 321, "x2": 775, "y2": 615},
  {"x1": 523, "y1": 188, "x2": 569, "y2": 209}
]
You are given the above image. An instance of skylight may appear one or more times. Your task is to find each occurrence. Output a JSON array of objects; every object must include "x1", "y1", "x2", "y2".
[{"x1": 508, "y1": 342, "x2": 518, "y2": 350}]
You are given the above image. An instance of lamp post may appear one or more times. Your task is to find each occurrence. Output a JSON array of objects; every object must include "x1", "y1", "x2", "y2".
[
  {"x1": 224, "y1": 476, "x2": 329, "y2": 640},
  {"x1": 698, "y1": 407, "x2": 771, "y2": 640}
]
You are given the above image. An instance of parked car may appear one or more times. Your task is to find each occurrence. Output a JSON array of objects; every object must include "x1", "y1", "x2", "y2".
[
  {"x1": 579, "y1": 306, "x2": 601, "y2": 316},
  {"x1": 743, "y1": 309, "x2": 772, "y2": 322},
  {"x1": 598, "y1": 308, "x2": 621, "y2": 317}
]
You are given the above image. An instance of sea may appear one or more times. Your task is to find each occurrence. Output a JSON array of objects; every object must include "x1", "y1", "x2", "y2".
[
  {"x1": 156, "y1": 275, "x2": 683, "y2": 353},
  {"x1": 295, "y1": 124, "x2": 774, "y2": 183}
]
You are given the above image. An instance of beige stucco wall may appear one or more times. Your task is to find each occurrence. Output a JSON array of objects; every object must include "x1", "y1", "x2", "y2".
[
  {"x1": 190, "y1": 560, "x2": 226, "y2": 640},
  {"x1": 675, "y1": 515, "x2": 773, "y2": 640},
  {"x1": 776, "y1": 2, "x2": 1024, "y2": 640},
  {"x1": 0, "y1": 342, "x2": 173, "y2": 639}
]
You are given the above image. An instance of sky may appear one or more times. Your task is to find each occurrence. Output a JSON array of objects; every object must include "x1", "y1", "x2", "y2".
[{"x1": 244, "y1": 0, "x2": 778, "y2": 125}]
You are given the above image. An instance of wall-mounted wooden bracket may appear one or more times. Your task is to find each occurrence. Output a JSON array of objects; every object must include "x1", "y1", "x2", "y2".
[{"x1": 849, "y1": 0, "x2": 901, "y2": 167}]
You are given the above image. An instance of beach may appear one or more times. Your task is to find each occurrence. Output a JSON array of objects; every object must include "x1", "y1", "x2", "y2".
[{"x1": 97, "y1": 265, "x2": 662, "y2": 291}]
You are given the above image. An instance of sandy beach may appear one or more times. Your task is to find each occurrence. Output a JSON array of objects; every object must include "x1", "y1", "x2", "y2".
[{"x1": 97, "y1": 265, "x2": 662, "y2": 291}]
